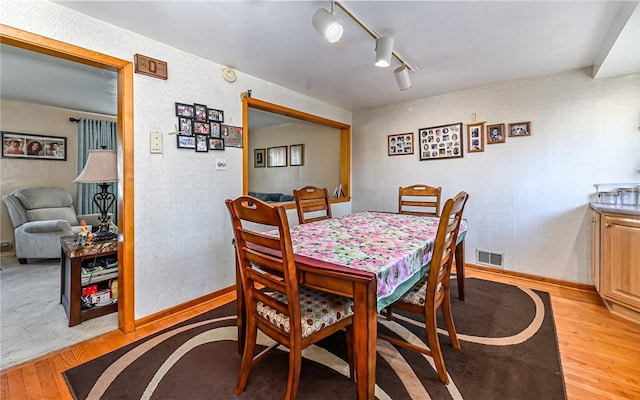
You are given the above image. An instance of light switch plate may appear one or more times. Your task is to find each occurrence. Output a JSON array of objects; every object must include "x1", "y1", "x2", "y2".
[
  {"x1": 215, "y1": 158, "x2": 227, "y2": 170},
  {"x1": 150, "y1": 130, "x2": 162, "y2": 153}
]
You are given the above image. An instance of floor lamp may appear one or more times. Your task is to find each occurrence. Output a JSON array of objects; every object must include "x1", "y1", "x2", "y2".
[{"x1": 73, "y1": 148, "x2": 118, "y2": 242}]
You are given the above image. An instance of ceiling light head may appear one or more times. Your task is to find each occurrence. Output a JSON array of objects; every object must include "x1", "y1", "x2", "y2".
[
  {"x1": 374, "y1": 36, "x2": 394, "y2": 68},
  {"x1": 312, "y1": 7, "x2": 343, "y2": 43},
  {"x1": 394, "y1": 65, "x2": 412, "y2": 91}
]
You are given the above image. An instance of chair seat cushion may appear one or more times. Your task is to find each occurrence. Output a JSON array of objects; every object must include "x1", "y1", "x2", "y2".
[
  {"x1": 396, "y1": 275, "x2": 443, "y2": 306},
  {"x1": 257, "y1": 286, "x2": 354, "y2": 338}
]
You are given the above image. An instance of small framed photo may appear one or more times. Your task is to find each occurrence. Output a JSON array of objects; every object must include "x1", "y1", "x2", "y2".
[
  {"x1": 210, "y1": 138, "x2": 225, "y2": 151},
  {"x1": 207, "y1": 108, "x2": 224, "y2": 122},
  {"x1": 267, "y1": 146, "x2": 288, "y2": 167},
  {"x1": 175, "y1": 102, "x2": 194, "y2": 118},
  {"x1": 222, "y1": 125, "x2": 243, "y2": 148},
  {"x1": 289, "y1": 144, "x2": 304, "y2": 166},
  {"x1": 466, "y1": 123, "x2": 484, "y2": 153},
  {"x1": 254, "y1": 148, "x2": 266, "y2": 167},
  {"x1": 178, "y1": 117, "x2": 193, "y2": 136},
  {"x1": 177, "y1": 134, "x2": 196, "y2": 149},
  {"x1": 2, "y1": 131, "x2": 67, "y2": 160},
  {"x1": 508, "y1": 121, "x2": 531, "y2": 137},
  {"x1": 418, "y1": 122, "x2": 463, "y2": 161},
  {"x1": 194, "y1": 103, "x2": 208, "y2": 122},
  {"x1": 195, "y1": 134, "x2": 209, "y2": 152},
  {"x1": 388, "y1": 133, "x2": 414, "y2": 156},
  {"x1": 210, "y1": 122, "x2": 221, "y2": 139},
  {"x1": 487, "y1": 123, "x2": 506, "y2": 144},
  {"x1": 193, "y1": 121, "x2": 210, "y2": 135}
]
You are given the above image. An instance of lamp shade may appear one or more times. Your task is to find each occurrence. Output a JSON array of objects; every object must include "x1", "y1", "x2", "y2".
[
  {"x1": 374, "y1": 36, "x2": 394, "y2": 67},
  {"x1": 394, "y1": 65, "x2": 412, "y2": 91},
  {"x1": 312, "y1": 8, "x2": 343, "y2": 43},
  {"x1": 73, "y1": 149, "x2": 118, "y2": 183}
]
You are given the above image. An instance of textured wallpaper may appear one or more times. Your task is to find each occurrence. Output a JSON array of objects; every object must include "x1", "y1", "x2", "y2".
[
  {"x1": 1, "y1": 0, "x2": 351, "y2": 318},
  {"x1": 352, "y1": 69, "x2": 640, "y2": 283}
]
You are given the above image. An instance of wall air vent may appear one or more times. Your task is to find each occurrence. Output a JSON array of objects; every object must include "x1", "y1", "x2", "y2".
[{"x1": 476, "y1": 249, "x2": 504, "y2": 268}]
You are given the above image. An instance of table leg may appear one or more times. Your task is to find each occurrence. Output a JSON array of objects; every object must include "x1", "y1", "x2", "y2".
[
  {"x1": 353, "y1": 280, "x2": 377, "y2": 400},
  {"x1": 455, "y1": 239, "x2": 465, "y2": 301}
]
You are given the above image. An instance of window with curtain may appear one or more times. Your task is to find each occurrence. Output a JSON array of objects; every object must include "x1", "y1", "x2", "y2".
[{"x1": 76, "y1": 118, "x2": 118, "y2": 220}]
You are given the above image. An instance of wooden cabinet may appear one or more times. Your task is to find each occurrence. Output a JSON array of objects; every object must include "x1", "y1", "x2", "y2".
[
  {"x1": 591, "y1": 208, "x2": 640, "y2": 323},
  {"x1": 60, "y1": 236, "x2": 118, "y2": 327},
  {"x1": 591, "y1": 210, "x2": 600, "y2": 291}
]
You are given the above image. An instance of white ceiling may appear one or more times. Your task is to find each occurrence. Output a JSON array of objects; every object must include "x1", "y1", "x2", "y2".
[{"x1": 1, "y1": 1, "x2": 639, "y2": 116}]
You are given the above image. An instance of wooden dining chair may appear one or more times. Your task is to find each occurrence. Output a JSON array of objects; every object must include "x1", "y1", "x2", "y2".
[
  {"x1": 398, "y1": 184, "x2": 442, "y2": 216},
  {"x1": 293, "y1": 185, "x2": 333, "y2": 224},
  {"x1": 226, "y1": 196, "x2": 354, "y2": 400},
  {"x1": 380, "y1": 191, "x2": 469, "y2": 385}
]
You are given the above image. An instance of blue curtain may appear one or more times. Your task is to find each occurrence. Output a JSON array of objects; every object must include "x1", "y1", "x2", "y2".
[{"x1": 76, "y1": 119, "x2": 118, "y2": 219}]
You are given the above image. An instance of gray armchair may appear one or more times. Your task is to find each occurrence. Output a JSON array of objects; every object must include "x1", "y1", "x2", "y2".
[{"x1": 2, "y1": 187, "x2": 110, "y2": 263}]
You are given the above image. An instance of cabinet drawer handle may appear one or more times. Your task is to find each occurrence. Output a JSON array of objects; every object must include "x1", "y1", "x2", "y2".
[{"x1": 605, "y1": 223, "x2": 611, "y2": 227}]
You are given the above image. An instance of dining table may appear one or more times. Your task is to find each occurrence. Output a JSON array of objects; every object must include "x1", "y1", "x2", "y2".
[{"x1": 234, "y1": 211, "x2": 467, "y2": 400}]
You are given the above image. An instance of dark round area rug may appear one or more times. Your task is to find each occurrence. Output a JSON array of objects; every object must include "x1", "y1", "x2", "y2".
[{"x1": 64, "y1": 278, "x2": 566, "y2": 399}]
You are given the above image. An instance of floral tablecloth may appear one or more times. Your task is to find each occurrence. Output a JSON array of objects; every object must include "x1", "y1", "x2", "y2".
[{"x1": 287, "y1": 211, "x2": 467, "y2": 311}]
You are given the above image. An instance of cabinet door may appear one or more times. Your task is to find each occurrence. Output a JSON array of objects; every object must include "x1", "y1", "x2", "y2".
[
  {"x1": 601, "y1": 213, "x2": 640, "y2": 311},
  {"x1": 591, "y1": 210, "x2": 601, "y2": 292}
]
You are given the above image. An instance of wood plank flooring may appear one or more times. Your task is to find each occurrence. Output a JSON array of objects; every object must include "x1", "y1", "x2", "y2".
[{"x1": 1, "y1": 271, "x2": 638, "y2": 400}]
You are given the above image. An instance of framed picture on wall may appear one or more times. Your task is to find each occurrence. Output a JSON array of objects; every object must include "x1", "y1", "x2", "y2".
[
  {"x1": 210, "y1": 138, "x2": 225, "y2": 151},
  {"x1": 267, "y1": 146, "x2": 288, "y2": 167},
  {"x1": 207, "y1": 108, "x2": 224, "y2": 123},
  {"x1": 194, "y1": 103, "x2": 208, "y2": 122},
  {"x1": 466, "y1": 122, "x2": 484, "y2": 153},
  {"x1": 222, "y1": 125, "x2": 243, "y2": 148},
  {"x1": 289, "y1": 144, "x2": 304, "y2": 166},
  {"x1": 508, "y1": 121, "x2": 531, "y2": 137},
  {"x1": 195, "y1": 134, "x2": 209, "y2": 152},
  {"x1": 178, "y1": 117, "x2": 193, "y2": 136},
  {"x1": 176, "y1": 134, "x2": 196, "y2": 149},
  {"x1": 210, "y1": 122, "x2": 221, "y2": 138},
  {"x1": 175, "y1": 102, "x2": 194, "y2": 118},
  {"x1": 2, "y1": 131, "x2": 67, "y2": 160},
  {"x1": 487, "y1": 123, "x2": 506, "y2": 144},
  {"x1": 193, "y1": 121, "x2": 210, "y2": 135},
  {"x1": 418, "y1": 122, "x2": 463, "y2": 161},
  {"x1": 388, "y1": 133, "x2": 414, "y2": 156},
  {"x1": 254, "y1": 148, "x2": 266, "y2": 167}
]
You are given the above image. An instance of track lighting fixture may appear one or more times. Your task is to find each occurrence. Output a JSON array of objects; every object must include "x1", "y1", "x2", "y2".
[
  {"x1": 312, "y1": 2, "x2": 343, "y2": 43},
  {"x1": 314, "y1": 1, "x2": 415, "y2": 90},
  {"x1": 374, "y1": 36, "x2": 394, "y2": 67},
  {"x1": 394, "y1": 65, "x2": 412, "y2": 91}
]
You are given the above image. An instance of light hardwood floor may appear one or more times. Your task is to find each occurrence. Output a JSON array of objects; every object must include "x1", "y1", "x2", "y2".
[{"x1": 1, "y1": 269, "x2": 639, "y2": 399}]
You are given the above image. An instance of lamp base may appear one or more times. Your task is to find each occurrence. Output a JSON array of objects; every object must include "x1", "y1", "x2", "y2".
[{"x1": 92, "y1": 230, "x2": 117, "y2": 243}]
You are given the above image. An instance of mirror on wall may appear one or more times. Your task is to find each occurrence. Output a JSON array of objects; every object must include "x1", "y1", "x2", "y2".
[{"x1": 246, "y1": 106, "x2": 346, "y2": 202}]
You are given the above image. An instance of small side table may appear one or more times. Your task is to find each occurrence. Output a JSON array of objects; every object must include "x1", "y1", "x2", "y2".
[{"x1": 60, "y1": 236, "x2": 118, "y2": 327}]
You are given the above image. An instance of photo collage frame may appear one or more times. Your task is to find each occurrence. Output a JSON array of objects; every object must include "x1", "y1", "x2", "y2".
[
  {"x1": 175, "y1": 102, "x2": 225, "y2": 152},
  {"x1": 418, "y1": 123, "x2": 463, "y2": 161},
  {"x1": 388, "y1": 133, "x2": 414, "y2": 156}
]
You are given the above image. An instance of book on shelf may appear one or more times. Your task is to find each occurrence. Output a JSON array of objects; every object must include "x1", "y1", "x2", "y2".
[{"x1": 82, "y1": 265, "x2": 118, "y2": 286}]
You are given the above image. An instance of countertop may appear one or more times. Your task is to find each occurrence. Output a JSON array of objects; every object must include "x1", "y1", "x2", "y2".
[{"x1": 590, "y1": 203, "x2": 640, "y2": 216}]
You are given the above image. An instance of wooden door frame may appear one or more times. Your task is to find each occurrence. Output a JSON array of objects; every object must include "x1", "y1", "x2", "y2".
[{"x1": 0, "y1": 24, "x2": 135, "y2": 333}]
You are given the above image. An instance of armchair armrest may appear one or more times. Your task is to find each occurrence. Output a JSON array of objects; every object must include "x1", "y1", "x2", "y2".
[{"x1": 21, "y1": 220, "x2": 72, "y2": 234}]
